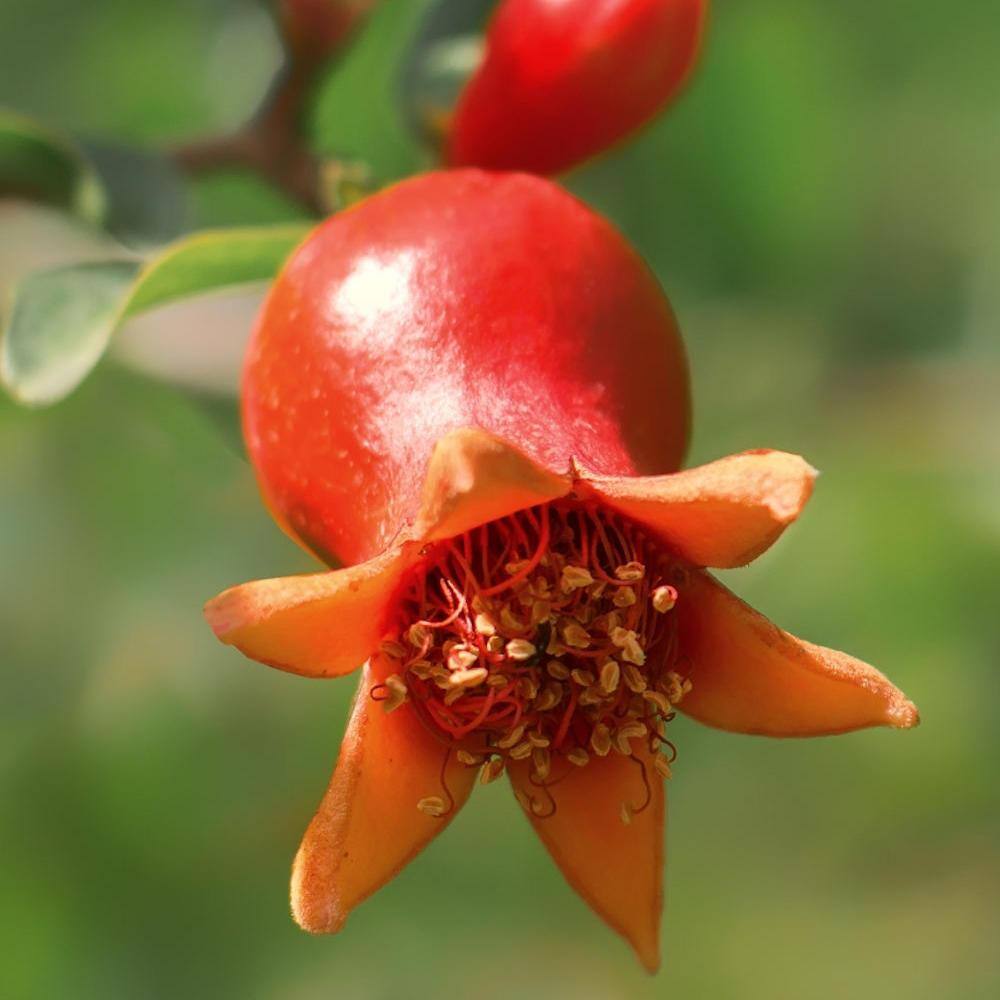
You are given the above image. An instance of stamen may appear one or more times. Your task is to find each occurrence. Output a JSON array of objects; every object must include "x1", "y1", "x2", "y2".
[{"x1": 375, "y1": 498, "x2": 687, "y2": 819}]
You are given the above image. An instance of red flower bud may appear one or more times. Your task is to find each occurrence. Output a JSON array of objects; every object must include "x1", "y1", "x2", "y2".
[
  {"x1": 244, "y1": 169, "x2": 690, "y2": 566},
  {"x1": 446, "y1": 0, "x2": 709, "y2": 175}
]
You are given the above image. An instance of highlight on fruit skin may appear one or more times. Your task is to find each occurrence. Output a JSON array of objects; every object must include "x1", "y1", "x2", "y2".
[
  {"x1": 205, "y1": 169, "x2": 919, "y2": 973},
  {"x1": 445, "y1": 0, "x2": 710, "y2": 175}
]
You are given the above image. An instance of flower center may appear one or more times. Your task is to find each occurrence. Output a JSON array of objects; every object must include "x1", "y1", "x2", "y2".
[{"x1": 373, "y1": 498, "x2": 690, "y2": 821}]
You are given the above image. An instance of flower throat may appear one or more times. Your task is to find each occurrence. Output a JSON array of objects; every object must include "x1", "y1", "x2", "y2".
[{"x1": 373, "y1": 498, "x2": 691, "y2": 821}]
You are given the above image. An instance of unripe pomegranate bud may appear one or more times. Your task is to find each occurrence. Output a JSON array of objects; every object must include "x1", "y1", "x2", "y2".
[
  {"x1": 244, "y1": 168, "x2": 691, "y2": 566},
  {"x1": 277, "y1": 0, "x2": 377, "y2": 65},
  {"x1": 447, "y1": 0, "x2": 709, "y2": 175}
]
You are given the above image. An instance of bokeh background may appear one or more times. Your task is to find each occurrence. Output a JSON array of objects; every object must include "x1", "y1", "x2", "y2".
[{"x1": 2, "y1": 1, "x2": 999, "y2": 997}]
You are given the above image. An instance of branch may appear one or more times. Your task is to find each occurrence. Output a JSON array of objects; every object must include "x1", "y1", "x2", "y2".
[{"x1": 170, "y1": 2, "x2": 377, "y2": 215}]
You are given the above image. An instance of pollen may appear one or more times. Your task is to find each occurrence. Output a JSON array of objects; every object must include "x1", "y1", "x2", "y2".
[
  {"x1": 599, "y1": 658, "x2": 621, "y2": 694},
  {"x1": 615, "y1": 561, "x2": 645, "y2": 582},
  {"x1": 613, "y1": 586, "x2": 637, "y2": 608},
  {"x1": 562, "y1": 622, "x2": 592, "y2": 648},
  {"x1": 448, "y1": 648, "x2": 480, "y2": 672},
  {"x1": 505, "y1": 638, "x2": 537, "y2": 661},
  {"x1": 652, "y1": 585, "x2": 678, "y2": 613},
  {"x1": 417, "y1": 796, "x2": 447, "y2": 817},
  {"x1": 377, "y1": 499, "x2": 689, "y2": 816},
  {"x1": 474, "y1": 613, "x2": 497, "y2": 636},
  {"x1": 380, "y1": 639, "x2": 407, "y2": 660},
  {"x1": 561, "y1": 565, "x2": 595, "y2": 591},
  {"x1": 381, "y1": 673, "x2": 408, "y2": 713}
]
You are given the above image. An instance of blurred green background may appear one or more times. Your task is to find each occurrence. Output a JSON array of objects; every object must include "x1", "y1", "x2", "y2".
[{"x1": 2, "y1": 1, "x2": 998, "y2": 997}]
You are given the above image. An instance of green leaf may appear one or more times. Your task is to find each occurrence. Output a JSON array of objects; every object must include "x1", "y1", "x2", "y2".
[
  {"x1": 123, "y1": 224, "x2": 308, "y2": 316},
  {"x1": 0, "y1": 109, "x2": 105, "y2": 225},
  {"x1": 1, "y1": 223, "x2": 310, "y2": 406},
  {"x1": 1, "y1": 261, "x2": 139, "y2": 405}
]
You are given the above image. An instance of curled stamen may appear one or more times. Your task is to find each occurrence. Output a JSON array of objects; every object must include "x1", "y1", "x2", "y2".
[
  {"x1": 626, "y1": 753, "x2": 653, "y2": 817},
  {"x1": 525, "y1": 774, "x2": 558, "y2": 819},
  {"x1": 387, "y1": 498, "x2": 684, "y2": 819}
]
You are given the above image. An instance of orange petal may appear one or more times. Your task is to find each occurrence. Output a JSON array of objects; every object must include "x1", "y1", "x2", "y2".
[
  {"x1": 292, "y1": 660, "x2": 477, "y2": 932},
  {"x1": 509, "y1": 748, "x2": 665, "y2": 972},
  {"x1": 204, "y1": 546, "x2": 412, "y2": 677},
  {"x1": 580, "y1": 450, "x2": 818, "y2": 568},
  {"x1": 675, "y1": 570, "x2": 920, "y2": 735},
  {"x1": 416, "y1": 427, "x2": 571, "y2": 543}
]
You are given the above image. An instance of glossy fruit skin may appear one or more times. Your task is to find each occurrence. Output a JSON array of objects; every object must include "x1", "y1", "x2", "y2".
[
  {"x1": 446, "y1": 0, "x2": 708, "y2": 175},
  {"x1": 244, "y1": 169, "x2": 690, "y2": 566}
]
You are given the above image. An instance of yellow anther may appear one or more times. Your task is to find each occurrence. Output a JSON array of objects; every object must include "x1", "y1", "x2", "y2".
[
  {"x1": 643, "y1": 690, "x2": 672, "y2": 713},
  {"x1": 480, "y1": 757, "x2": 505, "y2": 784},
  {"x1": 517, "y1": 676, "x2": 539, "y2": 700},
  {"x1": 562, "y1": 622, "x2": 592, "y2": 648},
  {"x1": 618, "y1": 720, "x2": 647, "y2": 742},
  {"x1": 406, "y1": 623, "x2": 431, "y2": 648},
  {"x1": 561, "y1": 565, "x2": 595, "y2": 591},
  {"x1": 380, "y1": 639, "x2": 407, "y2": 660},
  {"x1": 497, "y1": 723, "x2": 526, "y2": 749},
  {"x1": 531, "y1": 747, "x2": 551, "y2": 780},
  {"x1": 652, "y1": 585, "x2": 677, "y2": 613},
  {"x1": 599, "y1": 658, "x2": 621, "y2": 694},
  {"x1": 615, "y1": 561, "x2": 645, "y2": 582},
  {"x1": 505, "y1": 638, "x2": 537, "y2": 661},
  {"x1": 500, "y1": 607, "x2": 526, "y2": 631},
  {"x1": 622, "y1": 662, "x2": 647, "y2": 693},
  {"x1": 534, "y1": 684, "x2": 562, "y2": 711},
  {"x1": 611, "y1": 627, "x2": 646, "y2": 666},
  {"x1": 545, "y1": 631, "x2": 566, "y2": 656},
  {"x1": 531, "y1": 600, "x2": 553, "y2": 625},
  {"x1": 474, "y1": 613, "x2": 497, "y2": 636},
  {"x1": 663, "y1": 670, "x2": 692, "y2": 704},
  {"x1": 590, "y1": 723, "x2": 612, "y2": 757},
  {"x1": 567, "y1": 747, "x2": 590, "y2": 767},
  {"x1": 546, "y1": 659, "x2": 570, "y2": 680},
  {"x1": 449, "y1": 667, "x2": 488, "y2": 688},
  {"x1": 613, "y1": 586, "x2": 637, "y2": 608},
  {"x1": 448, "y1": 648, "x2": 479, "y2": 672},
  {"x1": 408, "y1": 659, "x2": 433, "y2": 679},
  {"x1": 382, "y1": 674, "x2": 408, "y2": 713},
  {"x1": 417, "y1": 796, "x2": 447, "y2": 817}
]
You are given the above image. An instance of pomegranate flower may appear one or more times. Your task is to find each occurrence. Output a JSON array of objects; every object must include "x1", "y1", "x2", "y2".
[{"x1": 205, "y1": 170, "x2": 918, "y2": 971}]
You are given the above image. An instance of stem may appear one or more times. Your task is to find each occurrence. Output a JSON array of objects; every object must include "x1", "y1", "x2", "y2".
[{"x1": 170, "y1": 43, "x2": 331, "y2": 214}]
